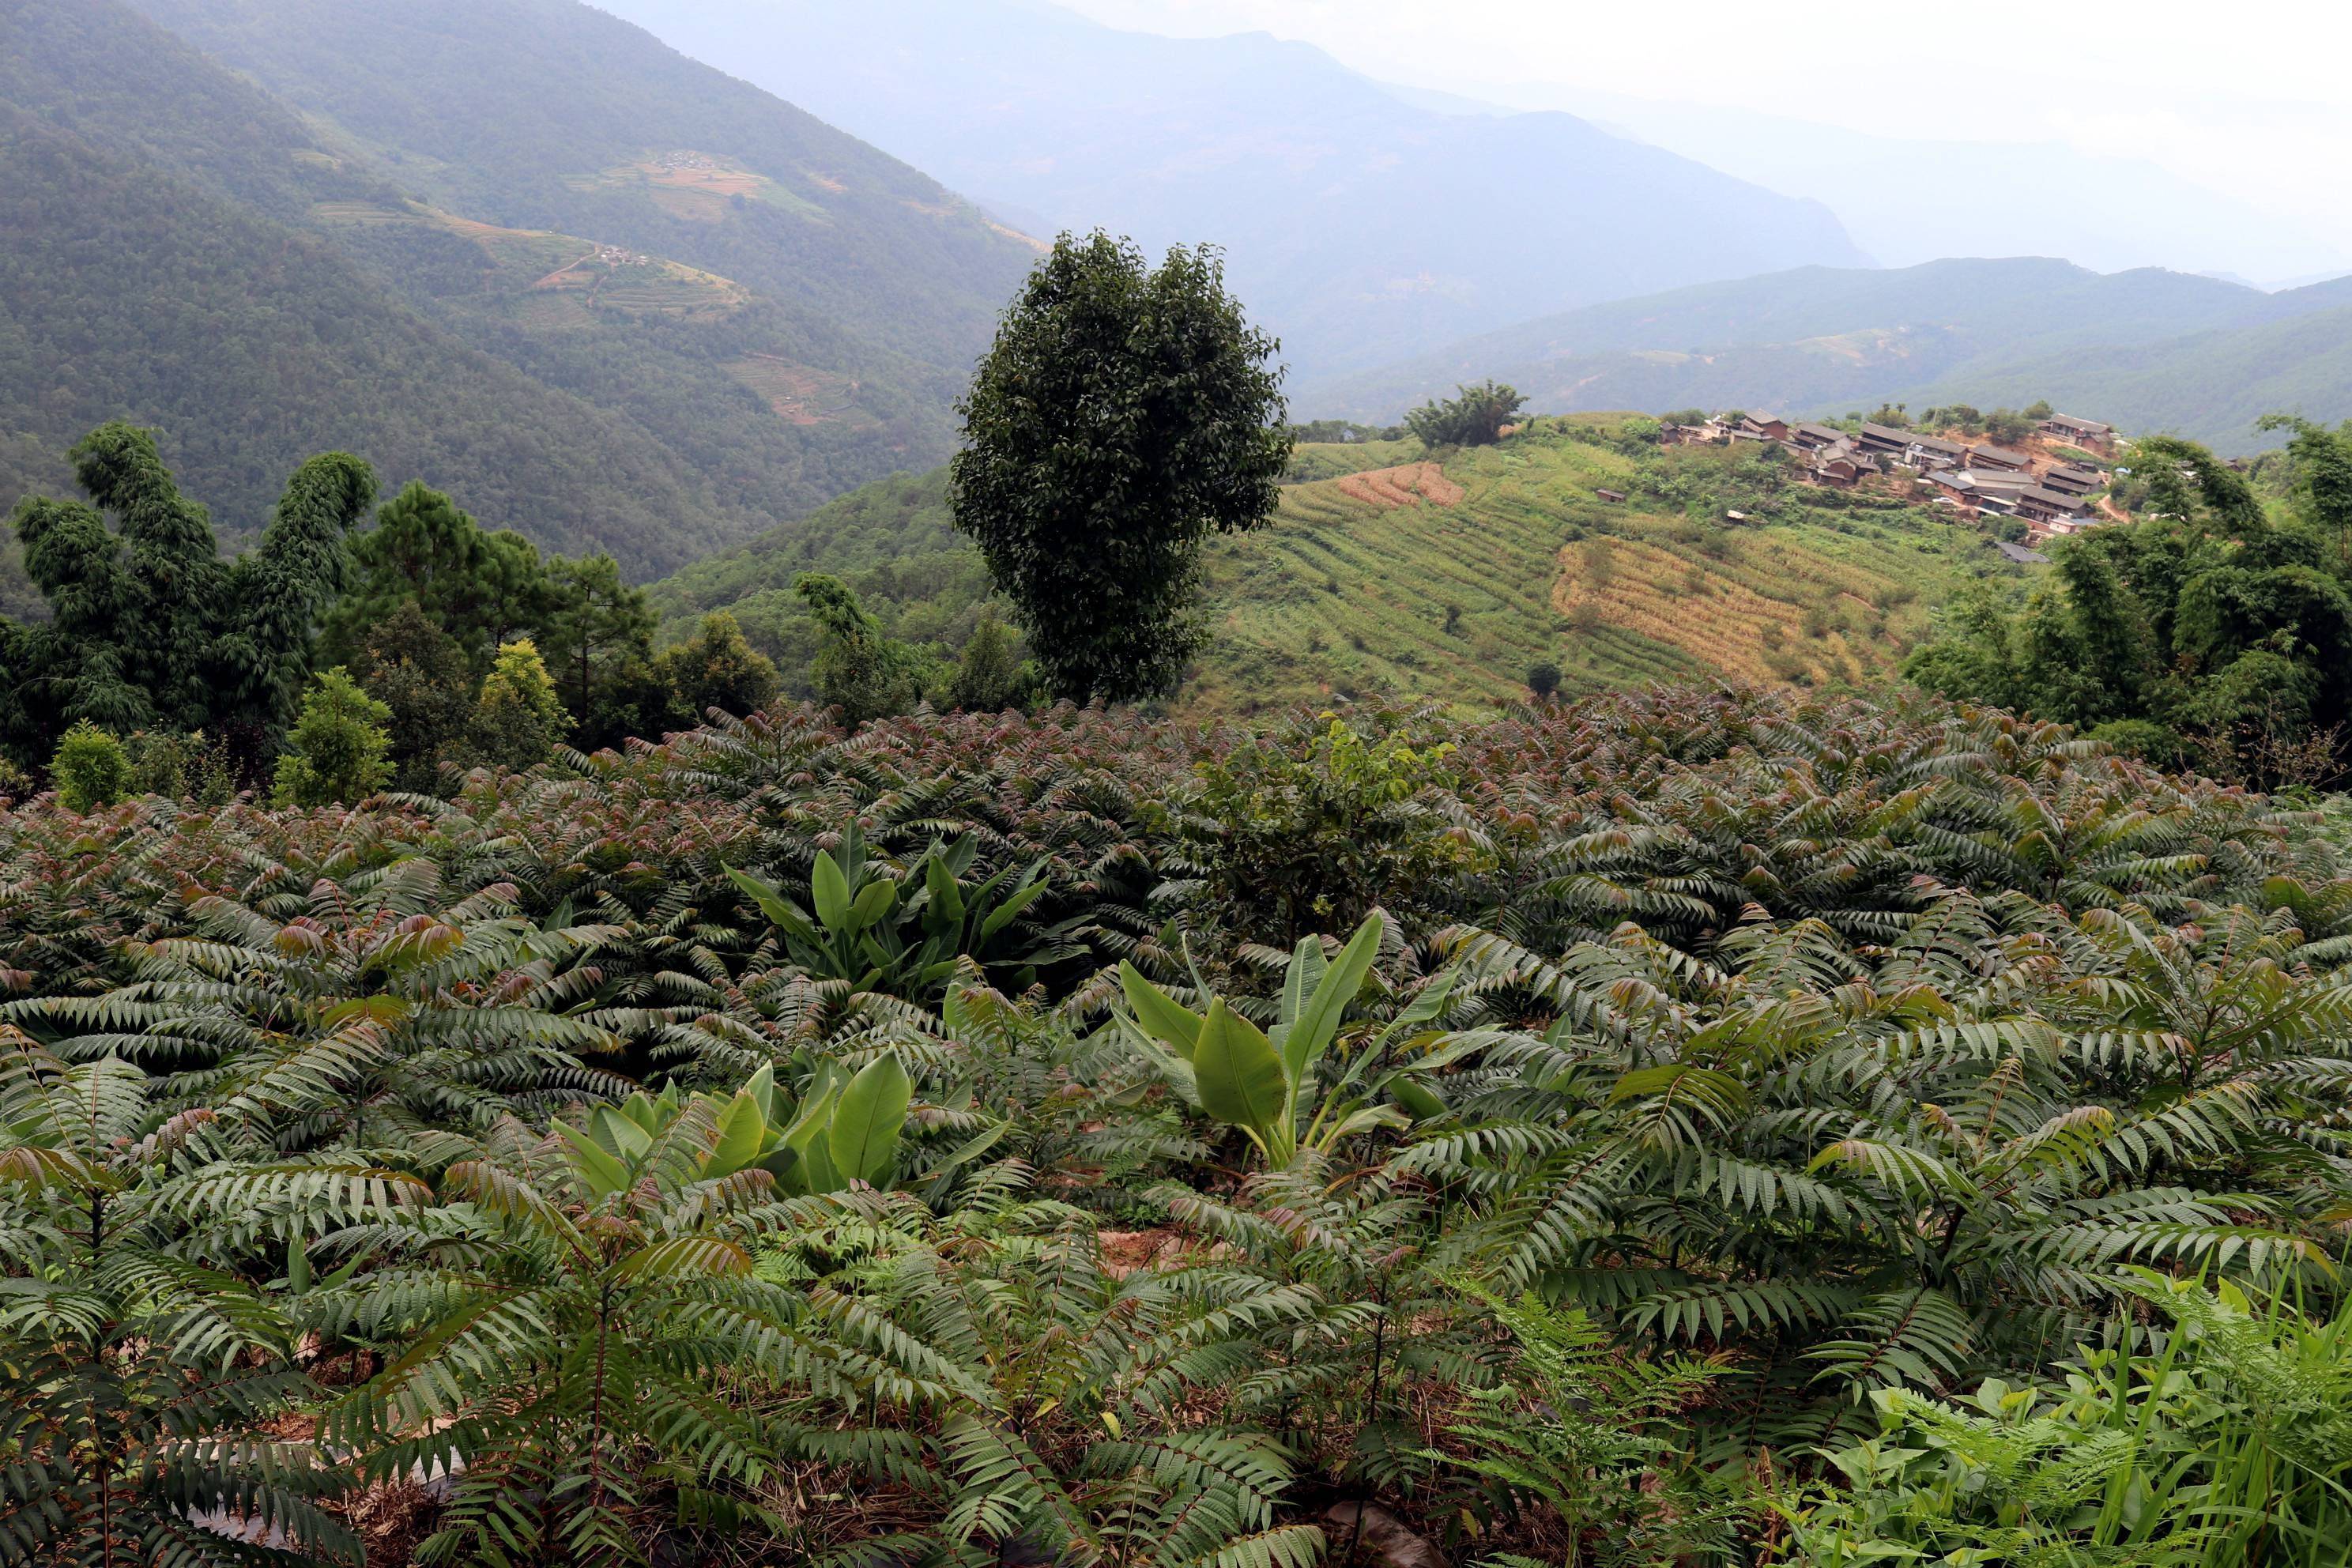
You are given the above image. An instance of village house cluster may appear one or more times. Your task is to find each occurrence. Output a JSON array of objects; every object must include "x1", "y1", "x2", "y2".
[{"x1": 1659, "y1": 409, "x2": 2117, "y2": 544}]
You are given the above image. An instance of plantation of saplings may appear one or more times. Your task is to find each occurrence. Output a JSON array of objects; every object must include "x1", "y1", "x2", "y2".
[{"x1": 8, "y1": 689, "x2": 2352, "y2": 1565}]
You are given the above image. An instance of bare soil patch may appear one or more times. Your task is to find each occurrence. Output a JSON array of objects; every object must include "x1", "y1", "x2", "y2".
[{"x1": 1336, "y1": 462, "x2": 1464, "y2": 510}]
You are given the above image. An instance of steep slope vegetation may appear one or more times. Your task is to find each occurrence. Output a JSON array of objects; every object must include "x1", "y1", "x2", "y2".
[
  {"x1": 122, "y1": 0, "x2": 1039, "y2": 375},
  {"x1": 0, "y1": 0, "x2": 1042, "y2": 573},
  {"x1": 646, "y1": 469, "x2": 992, "y2": 696},
  {"x1": 0, "y1": 103, "x2": 758, "y2": 571},
  {"x1": 1306, "y1": 258, "x2": 2295, "y2": 424},
  {"x1": 589, "y1": 0, "x2": 1865, "y2": 381},
  {"x1": 646, "y1": 424, "x2": 2018, "y2": 716}
]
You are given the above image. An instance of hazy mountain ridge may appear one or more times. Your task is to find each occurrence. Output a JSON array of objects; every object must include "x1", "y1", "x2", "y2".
[
  {"x1": 587, "y1": 0, "x2": 1869, "y2": 382},
  {"x1": 1469, "y1": 82, "x2": 2352, "y2": 286},
  {"x1": 1304, "y1": 258, "x2": 2352, "y2": 451}
]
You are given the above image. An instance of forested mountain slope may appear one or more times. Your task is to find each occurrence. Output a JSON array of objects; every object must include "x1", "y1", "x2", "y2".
[
  {"x1": 1304, "y1": 258, "x2": 2305, "y2": 427},
  {"x1": 0, "y1": 0, "x2": 1040, "y2": 574},
  {"x1": 1896, "y1": 294, "x2": 2352, "y2": 452},
  {"x1": 120, "y1": 0, "x2": 1038, "y2": 375},
  {"x1": 590, "y1": 0, "x2": 1867, "y2": 381},
  {"x1": 0, "y1": 102, "x2": 744, "y2": 571}
]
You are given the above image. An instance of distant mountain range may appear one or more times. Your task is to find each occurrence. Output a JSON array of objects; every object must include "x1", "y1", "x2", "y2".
[
  {"x1": 589, "y1": 0, "x2": 1871, "y2": 383},
  {"x1": 1457, "y1": 83, "x2": 2352, "y2": 288},
  {"x1": 1302, "y1": 258, "x2": 2352, "y2": 452},
  {"x1": 0, "y1": 0, "x2": 1039, "y2": 574}
]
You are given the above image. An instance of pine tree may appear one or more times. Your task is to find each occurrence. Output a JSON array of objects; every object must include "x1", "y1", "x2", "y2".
[
  {"x1": 320, "y1": 481, "x2": 558, "y2": 670},
  {"x1": 544, "y1": 552, "x2": 658, "y2": 749},
  {"x1": 355, "y1": 601, "x2": 477, "y2": 793}
]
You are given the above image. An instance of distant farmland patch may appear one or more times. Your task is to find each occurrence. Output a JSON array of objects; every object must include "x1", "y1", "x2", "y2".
[
  {"x1": 1335, "y1": 462, "x2": 1464, "y2": 509},
  {"x1": 311, "y1": 200, "x2": 748, "y2": 321},
  {"x1": 569, "y1": 151, "x2": 826, "y2": 223},
  {"x1": 1552, "y1": 536, "x2": 1871, "y2": 687},
  {"x1": 726, "y1": 356, "x2": 869, "y2": 426},
  {"x1": 1195, "y1": 419, "x2": 2000, "y2": 717}
]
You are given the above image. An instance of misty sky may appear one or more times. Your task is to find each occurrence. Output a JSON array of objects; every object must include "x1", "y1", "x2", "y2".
[{"x1": 1057, "y1": 0, "x2": 2352, "y2": 266}]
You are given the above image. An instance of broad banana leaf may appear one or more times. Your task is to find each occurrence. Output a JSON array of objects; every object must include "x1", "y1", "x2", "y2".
[
  {"x1": 726, "y1": 867, "x2": 820, "y2": 944},
  {"x1": 1193, "y1": 1000, "x2": 1289, "y2": 1159},
  {"x1": 1279, "y1": 914, "x2": 1383, "y2": 1087},
  {"x1": 708, "y1": 1090, "x2": 771, "y2": 1178},
  {"x1": 828, "y1": 1054, "x2": 911, "y2": 1188},
  {"x1": 812, "y1": 851, "x2": 853, "y2": 933},
  {"x1": 556, "y1": 1120, "x2": 633, "y2": 1197},
  {"x1": 1119, "y1": 962, "x2": 1206, "y2": 1061}
]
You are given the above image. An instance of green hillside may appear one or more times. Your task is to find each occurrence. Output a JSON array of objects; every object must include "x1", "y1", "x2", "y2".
[
  {"x1": 646, "y1": 469, "x2": 993, "y2": 696},
  {"x1": 0, "y1": 104, "x2": 760, "y2": 573},
  {"x1": 0, "y1": 0, "x2": 1041, "y2": 575},
  {"x1": 1302, "y1": 258, "x2": 2339, "y2": 444},
  {"x1": 1897, "y1": 300, "x2": 2352, "y2": 453},
  {"x1": 1194, "y1": 420, "x2": 2015, "y2": 715},
  {"x1": 649, "y1": 421, "x2": 2028, "y2": 714},
  {"x1": 122, "y1": 0, "x2": 1040, "y2": 374}
]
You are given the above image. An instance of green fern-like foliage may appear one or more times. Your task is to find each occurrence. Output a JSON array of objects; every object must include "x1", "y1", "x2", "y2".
[
  {"x1": 311, "y1": 1105, "x2": 845, "y2": 1567},
  {"x1": 0, "y1": 1040, "x2": 364, "y2": 1567},
  {"x1": 1423, "y1": 1287, "x2": 1747, "y2": 1566},
  {"x1": 2, "y1": 685, "x2": 2351, "y2": 1562},
  {"x1": 10, "y1": 864, "x2": 631, "y2": 1158},
  {"x1": 1417, "y1": 891, "x2": 2352, "y2": 1449}
]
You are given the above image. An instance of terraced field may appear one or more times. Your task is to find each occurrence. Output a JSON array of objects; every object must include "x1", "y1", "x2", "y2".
[
  {"x1": 313, "y1": 200, "x2": 749, "y2": 322},
  {"x1": 567, "y1": 151, "x2": 827, "y2": 223},
  {"x1": 1191, "y1": 419, "x2": 2018, "y2": 717},
  {"x1": 725, "y1": 355, "x2": 873, "y2": 428}
]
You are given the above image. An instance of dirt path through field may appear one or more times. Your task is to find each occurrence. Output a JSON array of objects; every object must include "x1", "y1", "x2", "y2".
[{"x1": 530, "y1": 251, "x2": 600, "y2": 289}]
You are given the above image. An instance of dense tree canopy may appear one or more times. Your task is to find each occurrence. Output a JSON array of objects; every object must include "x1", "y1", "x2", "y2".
[
  {"x1": 952, "y1": 232, "x2": 1291, "y2": 703},
  {"x1": 321, "y1": 481, "x2": 559, "y2": 672},
  {"x1": 0, "y1": 421, "x2": 373, "y2": 766},
  {"x1": 1405, "y1": 379, "x2": 1527, "y2": 447},
  {"x1": 1907, "y1": 424, "x2": 2352, "y2": 786}
]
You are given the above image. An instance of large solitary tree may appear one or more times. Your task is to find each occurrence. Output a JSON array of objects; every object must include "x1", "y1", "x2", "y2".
[{"x1": 951, "y1": 232, "x2": 1291, "y2": 703}]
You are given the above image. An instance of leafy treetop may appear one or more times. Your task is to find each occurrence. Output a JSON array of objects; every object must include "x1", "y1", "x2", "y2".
[{"x1": 952, "y1": 231, "x2": 1291, "y2": 704}]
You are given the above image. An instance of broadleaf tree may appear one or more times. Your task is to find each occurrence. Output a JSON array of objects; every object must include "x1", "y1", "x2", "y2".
[
  {"x1": 0, "y1": 423, "x2": 375, "y2": 767},
  {"x1": 952, "y1": 232, "x2": 1291, "y2": 703}
]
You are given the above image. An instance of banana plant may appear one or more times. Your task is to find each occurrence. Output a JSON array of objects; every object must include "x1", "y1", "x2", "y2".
[
  {"x1": 1114, "y1": 914, "x2": 1464, "y2": 1167},
  {"x1": 726, "y1": 824, "x2": 1058, "y2": 998},
  {"x1": 556, "y1": 1056, "x2": 919, "y2": 1197}
]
